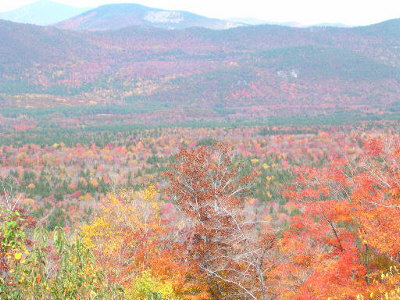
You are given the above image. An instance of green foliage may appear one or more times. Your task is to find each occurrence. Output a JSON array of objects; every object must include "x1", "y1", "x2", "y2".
[
  {"x1": 196, "y1": 137, "x2": 218, "y2": 146},
  {"x1": 0, "y1": 209, "x2": 123, "y2": 299},
  {"x1": 47, "y1": 207, "x2": 67, "y2": 230},
  {"x1": 0, "y1": 209, "x2": 25, "y2": 256}
]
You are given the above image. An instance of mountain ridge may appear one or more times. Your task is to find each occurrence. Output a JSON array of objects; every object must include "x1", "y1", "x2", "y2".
[
  {"x1": 0, "y1": 17, "x2": 399, "y2": 116},
  {"x1": 0, "y1": 0, "x2": 91, "y2": 26},
  {"x1": 55, "y1": 3, "x2": 242, "y2": 31}
]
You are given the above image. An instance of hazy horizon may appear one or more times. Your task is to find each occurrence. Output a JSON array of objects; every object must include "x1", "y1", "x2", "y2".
[{"x1": 0, "y1": 0, "x2": 399, "y2": 26}]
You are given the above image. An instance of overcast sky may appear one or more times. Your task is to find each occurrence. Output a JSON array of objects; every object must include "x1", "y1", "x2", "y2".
[{"x1": 1, "y1": 0, "x2": 399, "y2": 26}]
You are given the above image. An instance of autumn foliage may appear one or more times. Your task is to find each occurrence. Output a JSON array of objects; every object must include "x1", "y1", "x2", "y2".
[
  {"x1": 165, "y1": 144, "x2": 280, "y2": 299},
  {"x1": 1, "y1": 123, "x2": 400, "y2": 299},
  {"x1": 81, "y1": 186, "x2": 209, "y2": 299},
  {"x1": 280, "y1": 136, "x2": 400, "y2": 299}
]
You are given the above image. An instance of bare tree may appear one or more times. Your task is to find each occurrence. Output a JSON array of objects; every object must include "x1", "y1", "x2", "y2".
[
  {"x1": 0, "y1": 176, "x2": 21, "y2": 212},
  {"x1": 164, "y1": 143, "x2": 281, "y2": 299}
]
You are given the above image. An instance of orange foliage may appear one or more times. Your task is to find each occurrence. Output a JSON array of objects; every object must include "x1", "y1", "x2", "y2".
[{"x1": 281, "y1": 136, "x2": 400, "y2": 299}]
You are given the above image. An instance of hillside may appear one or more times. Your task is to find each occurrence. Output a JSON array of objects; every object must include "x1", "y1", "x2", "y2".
[
  {"x1": 55, "y1": 3, "x2": 240, "y2": 31},
  {"x1": 2, "y1": 4, "x2": 400, "y2": 299},
  {"x1": 0, "y1": 18, "x2": 399, "y2": 120},
  {"x1": 0, "y1": 0, "x2": 90, "y2": 26}
]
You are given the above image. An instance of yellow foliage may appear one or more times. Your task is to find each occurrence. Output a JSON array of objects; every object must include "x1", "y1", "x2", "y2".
[
  {"x1": 127, "y1": 270, "x2": 178, "y2": 300},
  {"x1": 262, "y1": 163, "x2": 270, "y2": 169},
  {"x1": 356, "y1": 265, "x2": 400, "y2": 299},
  {"x1": 251, "y1": 158, "x2": 259, "y2": 164},
  {"x1": 266, "y1": 176, "x2": 274, "y2": 182},
  {"x1": 80, "y1": 186, "x2": 209, "y2": 299},
  {"x1": 80, "y1": 186, "x2": 161, "y2": 283}
]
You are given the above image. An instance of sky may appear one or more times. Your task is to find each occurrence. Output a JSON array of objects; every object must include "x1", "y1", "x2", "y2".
[{"x1": 0, "y1": 0, "x2": 399, "y2": 26}]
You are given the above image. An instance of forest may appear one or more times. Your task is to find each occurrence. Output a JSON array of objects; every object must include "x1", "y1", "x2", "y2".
[
  {"x1": 1, "y1": 18, "x2": 400, "y2": 120},
  {"x1": 1, "y1": 4, "x2": 400, "y2": 299},
  {"x1": 1, "y1": 120, "x2": 399, "y2": 299}
]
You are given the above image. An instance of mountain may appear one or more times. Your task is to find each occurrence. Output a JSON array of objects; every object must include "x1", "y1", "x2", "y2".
[
  {"x1": 353, "y1": 18, "x2": 400, "y2": 38},
  {"x1": 0, "y1": 0, "x2": 91, "y2": 26},
  {"x1": 229, "y1": 19, "x2": 349, "y2": 28},
  {"x1": 0, "y1": 18, "x2": 399, "y2": 118},
  {"x1": 228, "y1": 18, "x2": 270, "y2": 26},
  {"x1": 312, "y1": 22, "x2": 349, "y2": 27},
  {"x1": 55, "y1": 3, "x2": 241, "y2": 31}
]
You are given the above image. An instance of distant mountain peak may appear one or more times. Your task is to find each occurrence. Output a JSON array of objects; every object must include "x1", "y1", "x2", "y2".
[
  {"x1": 0, "y1": 0, "x2": 91, "y2": 26},
  {"x1": 55, "y1": 3, "x2": 241, "y2": 31}
]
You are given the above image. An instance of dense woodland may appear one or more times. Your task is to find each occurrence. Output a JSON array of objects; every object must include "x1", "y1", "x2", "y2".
[
  {"x1": 1, "y1": 120, "x2": 400, "y2": 299},
  {"x1": 1, "y1": 18, "x2": 400, "y2": 121}
]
